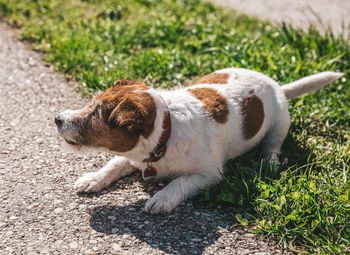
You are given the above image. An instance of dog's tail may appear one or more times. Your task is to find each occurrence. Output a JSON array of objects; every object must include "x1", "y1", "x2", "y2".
[{"x1": 281, "y1": 72, "x2": 344, "y2": 99}]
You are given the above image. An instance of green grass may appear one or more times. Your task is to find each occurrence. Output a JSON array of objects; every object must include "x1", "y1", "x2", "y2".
[{"x1": 1, "y1": 0, "x2": 349, "y2": 253}]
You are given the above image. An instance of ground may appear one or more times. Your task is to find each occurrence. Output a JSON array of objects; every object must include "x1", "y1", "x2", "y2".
[{"x1": 210, "y1": 0, "x2": 350, "y2": 38}]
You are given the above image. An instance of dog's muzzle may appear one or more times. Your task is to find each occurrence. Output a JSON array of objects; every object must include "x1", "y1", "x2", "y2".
[
  {"x1": 54, "y1": 113, "x2": 81, "y2": 146},
  {"x1": 54, "y1": 115, "x2": 64, "y2": 129}
]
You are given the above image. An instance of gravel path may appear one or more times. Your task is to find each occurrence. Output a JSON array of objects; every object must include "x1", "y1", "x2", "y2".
[
  {"x1": 210, "y1": 0, "x2": 350, "y2": 38},
  {"x1": 0, "y1": 24, "x2": 290, "y2": 254}
]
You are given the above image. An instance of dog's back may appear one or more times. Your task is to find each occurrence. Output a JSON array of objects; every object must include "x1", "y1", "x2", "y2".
[{"x1": 157, "y1": 68, "x2": 287, "y2": 169}]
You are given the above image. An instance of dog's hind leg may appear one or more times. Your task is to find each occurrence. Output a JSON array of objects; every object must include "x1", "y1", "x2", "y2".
[
  {"x1": 262, "y1": 107, "x2": 290, "y2": 168},
  {"x1": 145, "y1": 166, "x2": 222, "y2": 214},
  {"x1": 74, "y1": 156, "x2": 136, "y2": 193}
]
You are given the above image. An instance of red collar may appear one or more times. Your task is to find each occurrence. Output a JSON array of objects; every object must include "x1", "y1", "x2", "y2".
[{"x1": 142, "y1": 97, "x2": 171, "y2": 163}]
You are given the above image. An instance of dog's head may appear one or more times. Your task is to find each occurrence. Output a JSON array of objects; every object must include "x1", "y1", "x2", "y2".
[{"x1": 55, "y1": 80, "x2": 156, "y2": 152}]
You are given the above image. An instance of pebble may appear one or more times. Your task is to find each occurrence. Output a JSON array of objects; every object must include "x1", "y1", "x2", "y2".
[
  {"x1": 54, "y1": 240, "x2": 63, "y2": 246},
  {"x1": 40, "y1": 248, "x2": 50, "y2": 254},
  {"x1": 53, "y1": 208, "x2": 64, "y2": 214},
  {"x1": 68, "y1": 202, "x2": 78, "y2": 210},
  {"x1": 69, "y1": 241, "x2": 78, "y2": 249},
  {"x1": 112, "y1": 243, "x2": 122, "y2": 251},
  {"x1": 5, "y1": 231, "x2": 13, "y2": 236},
  {"x1": 122, "y1": 234, "x2": 132, "y2": 239},
  {"x1": 79, "y1": 204, "x2": 88, "y2": 210}
]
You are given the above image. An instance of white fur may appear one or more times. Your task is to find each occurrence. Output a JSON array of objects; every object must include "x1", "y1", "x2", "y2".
[
  {"x1": 57, "y1": 109, "x2": 81, "y2": 144},
  {"x1": 74, "y1": 156, "x2": 135, "y2": 192},
  {"x1": 282, "y1": 71, "x2": 344, "y2": 99},
  {"x1": 73, "y1": 68, "x2": 343, "y2": 214}
]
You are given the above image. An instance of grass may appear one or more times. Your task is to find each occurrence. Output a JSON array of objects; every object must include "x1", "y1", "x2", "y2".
[{"x1": 0, "y1": 0, "x2": 349, "y2": 253}]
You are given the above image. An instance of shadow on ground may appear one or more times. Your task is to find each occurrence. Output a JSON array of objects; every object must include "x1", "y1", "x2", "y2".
[{"x1": 89, "y1": 200, "x2": 232, "y2": 254}]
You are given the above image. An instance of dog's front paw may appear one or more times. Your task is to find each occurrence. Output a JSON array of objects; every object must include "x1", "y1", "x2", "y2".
[
  {"x1": 145, "y1": 191, "x2": 178, "y2": 215},
  {"x1": 74, "y1": 172, "x2": 107, "y2": 193}
]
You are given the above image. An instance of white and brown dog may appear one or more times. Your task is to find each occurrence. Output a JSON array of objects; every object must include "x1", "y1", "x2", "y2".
[{"x1": 55, "y1": 68, "x2": 343, "y2": 214}]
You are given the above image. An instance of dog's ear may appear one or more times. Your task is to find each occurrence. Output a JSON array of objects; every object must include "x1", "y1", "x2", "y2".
[
  {"x1": 108, "y1": 99, "x2": 144, "y2": 133},
  {"x1": 108, "y1": 93, "x2": 156, "y2": 137},
  {"x1": 113, "y1": 79, "x2": 146, "y2": 88}
]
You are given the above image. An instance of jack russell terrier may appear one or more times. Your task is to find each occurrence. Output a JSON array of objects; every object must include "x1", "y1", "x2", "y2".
[{"x1": 55, "y1": 68, "x2": 343, "y2": 214}]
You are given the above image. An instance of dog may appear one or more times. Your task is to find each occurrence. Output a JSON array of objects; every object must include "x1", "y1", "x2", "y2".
[{"x1": 55, "y1": 68, "x2": 343, "y2": 214}]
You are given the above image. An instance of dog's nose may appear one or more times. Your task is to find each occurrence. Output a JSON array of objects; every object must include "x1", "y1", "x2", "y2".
[{"x1": 55, "y1": 116, "x2": 64, "y2": 128}]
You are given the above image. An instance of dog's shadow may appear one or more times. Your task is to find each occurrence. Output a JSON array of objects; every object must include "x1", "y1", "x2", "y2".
[
  {"x1": 89, "y1": 198, "x2": 234, "y2": 254},
  {"x1": 84, "y1": 170, "x2": 231, "y2": 254},
  {"x1": 86, "y1": 134, "x2": 314, "y2": 254}
]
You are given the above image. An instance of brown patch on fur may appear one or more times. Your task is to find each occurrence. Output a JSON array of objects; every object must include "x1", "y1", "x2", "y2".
[
  {"x1": 240, "y1": 95, "x2": 264, "y2": 140},
  {"x1": 188, "y1": 87, "x2": 229, "y2": 123},
  {"x1": 192, "y1": 72, "x2": 229, "y2": 85},
  {"x1": 71, "y1": 84, "x2": 156, "y2": 152}
]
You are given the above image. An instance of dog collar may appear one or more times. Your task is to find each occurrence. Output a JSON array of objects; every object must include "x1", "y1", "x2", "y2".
[{"x1": 142, "y1": 96, "x2": 171, "y2": 181}]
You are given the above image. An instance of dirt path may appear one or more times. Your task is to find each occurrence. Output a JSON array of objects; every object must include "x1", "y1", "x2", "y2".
[
  {"x1": 0, "y1": 24, "x2": 289, "y2": 254},
  {"x1": 211, "y1": 0, "x2": 350, "y2": 38}
]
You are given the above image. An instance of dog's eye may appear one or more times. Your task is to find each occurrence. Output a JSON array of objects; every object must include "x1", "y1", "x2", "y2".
[{"x1": 92, "y1": 108, "x2": 99, "y2": 119}]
